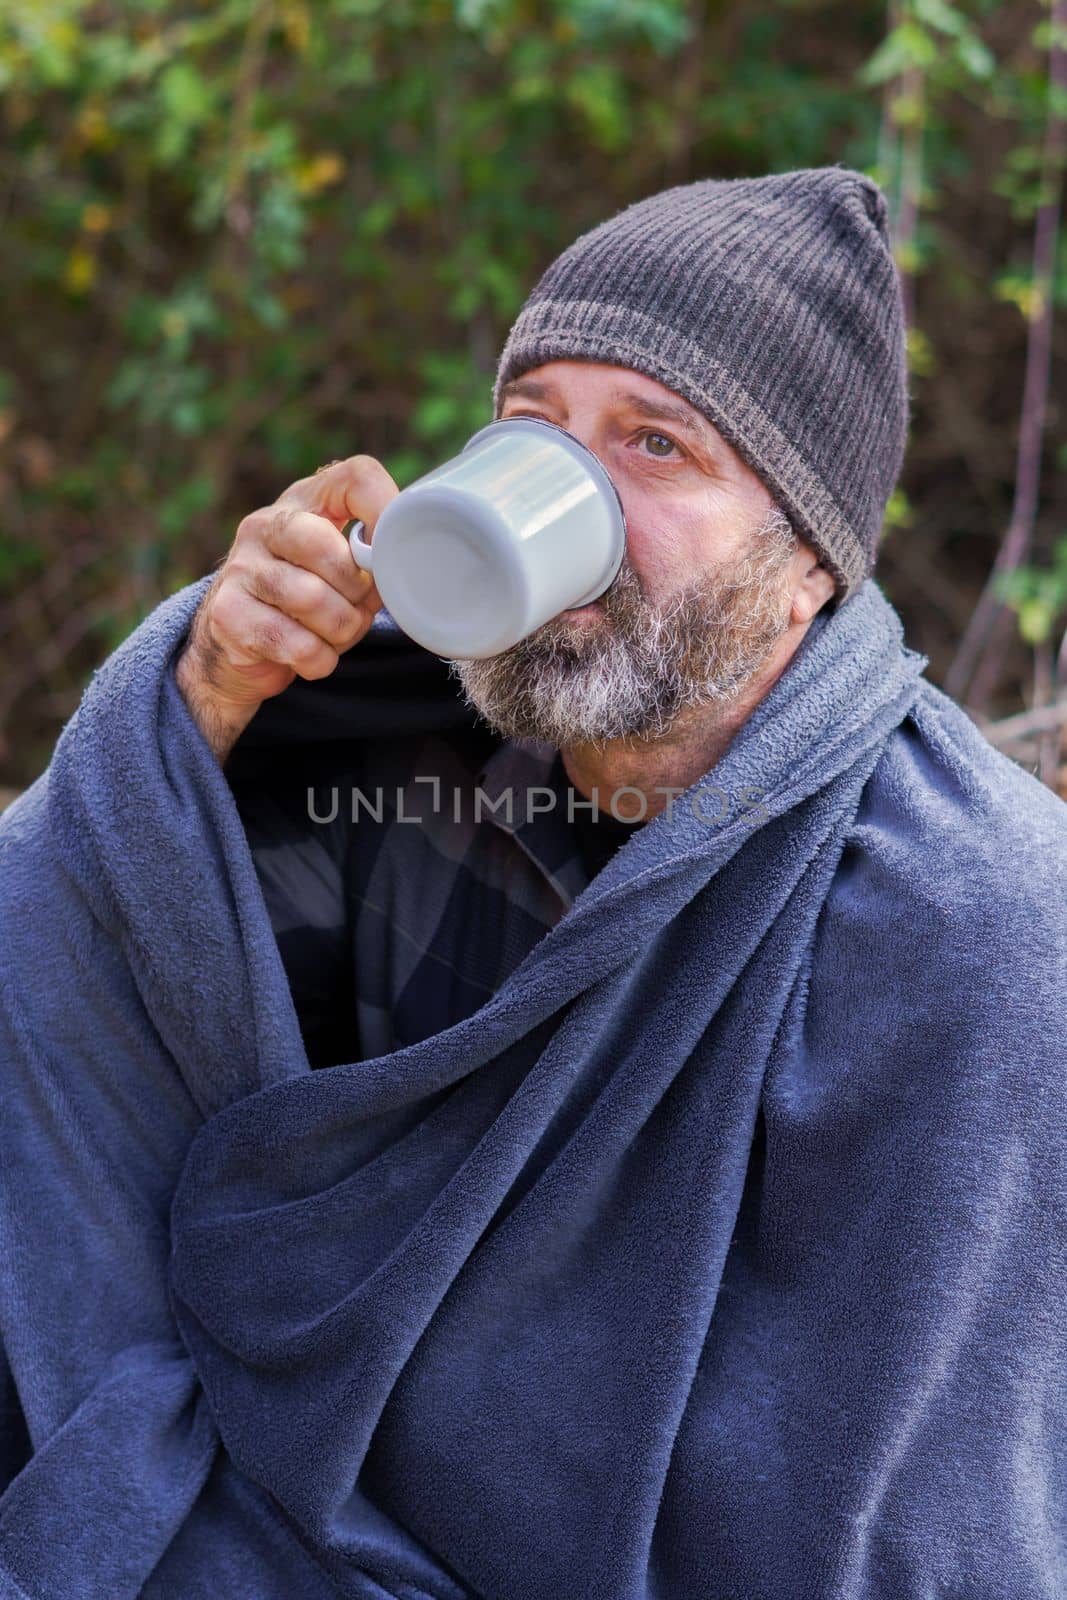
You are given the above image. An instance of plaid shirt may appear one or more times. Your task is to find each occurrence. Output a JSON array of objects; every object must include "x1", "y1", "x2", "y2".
[{"x1": 232, "y1": 729, "x2": 642, "y2": 1069}]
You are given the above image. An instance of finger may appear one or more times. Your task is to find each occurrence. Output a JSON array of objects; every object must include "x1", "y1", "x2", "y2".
[
  {"x1": 257, "y1": 508, "x2": 375, "y2": 609},
  {"x1": 275, "y1": 453, "x2": 399, "y2": 533},
  {"x1": 243, "y1": 558, "x2": 370, "y2": 654},
  {"x1": 223, "y1": 594, "x2": 344, "y2": 681}
]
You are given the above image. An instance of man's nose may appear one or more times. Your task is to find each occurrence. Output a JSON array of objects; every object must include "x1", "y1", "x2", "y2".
[
  {"x1": 558, "y1": 418, "x2": 621, "y2": 502},
  {"x1": 559, "y1": 414, "x2": 602, "y2": 459},
  {"x1": 557, "y1": 420, "x2": 636, "y2": 579}
]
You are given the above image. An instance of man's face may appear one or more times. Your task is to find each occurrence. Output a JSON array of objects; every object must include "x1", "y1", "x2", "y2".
[{"x1": 448, "y1": 360, "x2": 827, "y2": 749}]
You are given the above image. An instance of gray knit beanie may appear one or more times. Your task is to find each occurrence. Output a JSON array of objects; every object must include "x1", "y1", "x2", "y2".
[{"x1": 491, "y1": 165, "x2": 909, "y2": 605}]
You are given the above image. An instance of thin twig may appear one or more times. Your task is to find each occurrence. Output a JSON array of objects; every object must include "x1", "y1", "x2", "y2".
[
  {"x1": 896, "y1": 58, "x2": 924, "y2": 332},
  {"x1": 976, "y1": 698, "x2": 1067, "y2": 746},
  {"x1": 945, "y1": 0, "x2": 1067, "y2": 705},
  {"x1": 877, "y1": 0, "x2": 902, "y2": 225},
  {"x1": 1033, "y1": 638, "x2": 1060, "y2": 786}
]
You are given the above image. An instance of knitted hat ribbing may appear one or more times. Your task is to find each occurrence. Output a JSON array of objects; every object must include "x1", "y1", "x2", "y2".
[{"x1": 491, "y1": 165, "x2": 910, "y2": 605}]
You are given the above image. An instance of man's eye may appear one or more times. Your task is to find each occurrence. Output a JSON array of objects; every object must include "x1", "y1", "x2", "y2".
[
  {"x1": 503, "y1": 413, "x2": 681, "y2": 461},
  {"x1": 641, "y1": 431, "x2": 680, "y2": 459}
]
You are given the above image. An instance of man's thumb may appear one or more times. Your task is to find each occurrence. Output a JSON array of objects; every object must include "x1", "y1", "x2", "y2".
[{"x1": 276, "y1": 453, "x2": 400, "y2": 532}]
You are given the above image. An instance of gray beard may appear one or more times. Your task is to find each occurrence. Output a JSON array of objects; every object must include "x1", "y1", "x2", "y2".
[{"x1": 446, "y1": 507, "x2": 800, "y2": 749}]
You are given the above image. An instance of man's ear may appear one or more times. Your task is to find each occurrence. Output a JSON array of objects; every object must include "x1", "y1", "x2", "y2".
[{"x1": 790, "y1": 559, "x2": 837, "y2": 626}]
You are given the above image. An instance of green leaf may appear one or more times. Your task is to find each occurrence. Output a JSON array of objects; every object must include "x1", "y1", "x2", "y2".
[
  {"x1": 247, "y1": 289, "x2": 289, "y2": 330},
  {"x1": 159, "y1": 61, "x2": 214, "y2": 125},
  {"x1": 558, "y1": 0, "x2": 691, "y2": 54},
  {"x1": 454, "y1": 0, "x2": 506, "y2": 25},
  {"x1": 861, "y1": 15, "x2": 949, "y2": 85},
  {"x1": 913, "y1": 0, "x2": 965, "y2": 38},
  {"x1": 955, "y1": 31, "x2": 995, "y2": 79},
  {"x1": 359, "y1": 197, "x2": 396, "y2": 238},
  {"x1": 1017, "y1": 596, "x2": 1054, "y2": 644},
  {"x1": 884, "y1": 487, "x2": 915, "y2": 529},
  {"x1": 411, "y1": 392, "x2": 459, "y2": 440},
  {"x1": 566, "y1": 62, "x2": 629, "y2": 151}
]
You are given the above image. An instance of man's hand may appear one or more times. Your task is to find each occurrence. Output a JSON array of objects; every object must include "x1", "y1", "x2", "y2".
[{"x1": 175, "y1": 455, "x2": 397, "y2": 765}]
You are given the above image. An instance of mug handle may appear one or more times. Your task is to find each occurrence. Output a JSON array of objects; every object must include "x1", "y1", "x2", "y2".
[{"x1": 345, "y1": 518, "x2": 373, "y2": 572}]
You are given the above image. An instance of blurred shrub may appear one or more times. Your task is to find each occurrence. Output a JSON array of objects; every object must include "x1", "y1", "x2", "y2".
[{"x1": 0, "y1": 0, "x2": 1062, "y2": 782}]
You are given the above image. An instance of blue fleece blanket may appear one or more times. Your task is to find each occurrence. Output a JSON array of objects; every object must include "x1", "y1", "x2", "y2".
[{"x1": 0, "y1": 573, "x2": 1064, "y2": 1600}]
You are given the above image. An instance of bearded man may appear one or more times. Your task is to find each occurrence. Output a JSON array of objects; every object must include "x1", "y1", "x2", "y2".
[{"x1": 1, "y1": 167, "x2": 1064, "y2": 1600}]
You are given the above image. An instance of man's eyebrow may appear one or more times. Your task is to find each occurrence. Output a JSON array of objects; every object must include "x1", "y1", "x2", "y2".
[
  {"x1": 498, "y1": 377, "x2": 558, "y2": 406},
  {"x1": 498, "y1": 377, "x2": 716, "y2": 452},
  {"x1": 610, "y1": 390, "x2": 715, "y2": 449}
]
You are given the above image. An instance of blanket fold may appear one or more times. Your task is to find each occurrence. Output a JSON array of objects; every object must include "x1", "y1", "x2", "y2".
[{"x1": 1, "y1": 572, "x2": 1064, "y2": 1599}]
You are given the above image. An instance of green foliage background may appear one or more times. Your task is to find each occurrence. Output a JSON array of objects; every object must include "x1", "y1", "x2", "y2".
[{"x1": 1, "y1": 0, "x2": 1064, "y2": 785}]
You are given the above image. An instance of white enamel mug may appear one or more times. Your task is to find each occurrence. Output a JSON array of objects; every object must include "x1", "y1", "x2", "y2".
[{"x1": 344, "y1": 416, "x2": 627, "y2": 660}]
